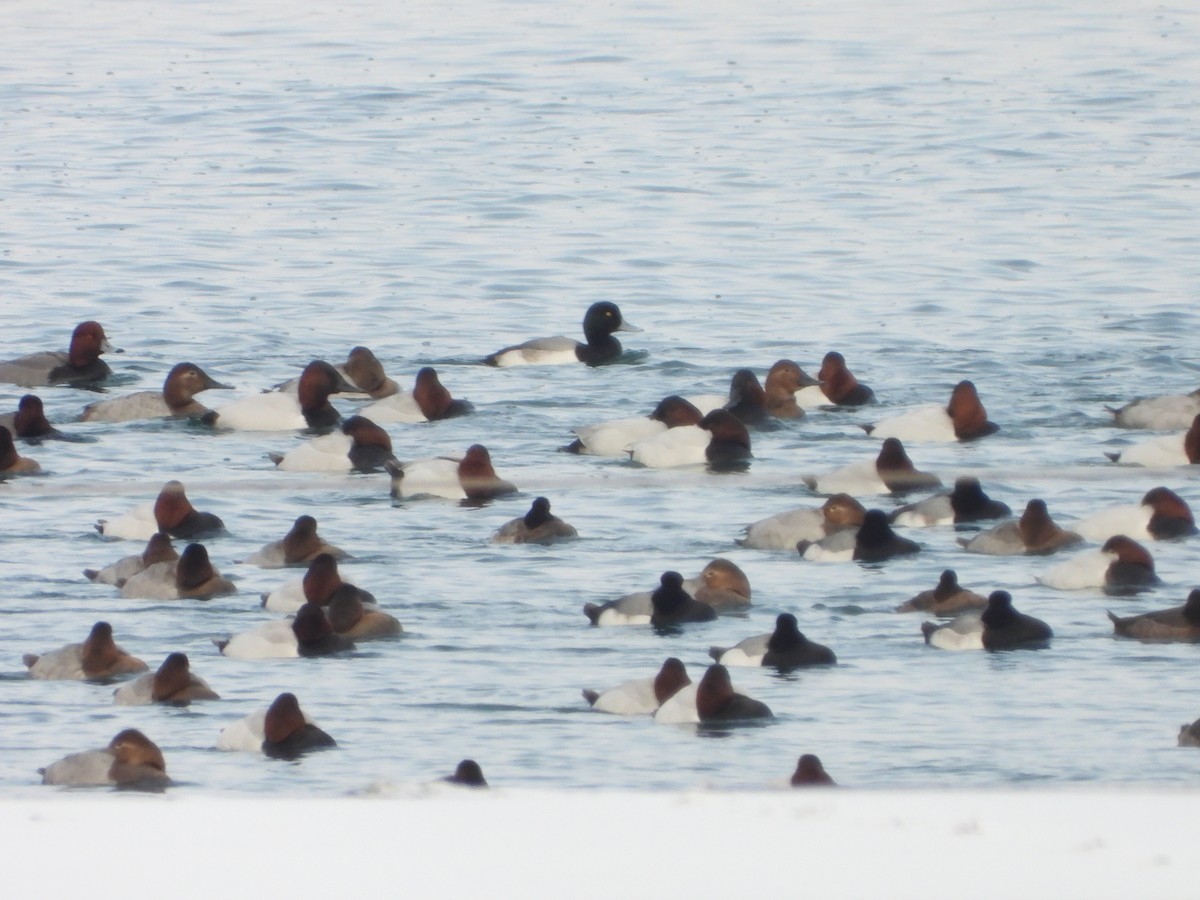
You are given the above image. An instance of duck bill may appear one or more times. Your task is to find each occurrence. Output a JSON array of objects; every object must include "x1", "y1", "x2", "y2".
[{"x1": 616, "y1": 319, "x2": 643, "y2": 334}]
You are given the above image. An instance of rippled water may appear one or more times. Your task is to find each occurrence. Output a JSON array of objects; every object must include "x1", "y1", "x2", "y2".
[{"x1": 3, "y1": 0, "x2": 1200, "y2": 795}]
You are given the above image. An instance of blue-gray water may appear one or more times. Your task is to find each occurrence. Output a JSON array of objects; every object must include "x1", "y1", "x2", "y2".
[{"x1": 3, "y1": 0, "x2": 1200, "y2": 795}]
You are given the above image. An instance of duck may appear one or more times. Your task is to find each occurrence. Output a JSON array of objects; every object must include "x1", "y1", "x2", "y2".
[
  {"x1": 84, "y1": 532, "x2": 178, "y2": 586},
  {"x1": 889, "y1": 477, "x2": 1012, "y2": 528},
  {"x1": 262, "y1": 693, "x2": 337, "y2": 759},
  {"x1": 444, "y1": 760, "x2": 488, "y2": 787},
  {"x1": 484, "y1": 301, "x2": 641, "y2": 366},
  {"x1": 865, "y1": 380, "x2": 998, "y2": 442},
  {"x1": 1108, "y1": 589, "x2": 1200, "y2": 642},
  {"x1": 791, "y1": 753, "x2": 836, "y2": 787},
  {"x1": 798, "y1": 351, "x2": 876, "y2": 408},
  {"x1": 386, "y1": 444, "x2": 517, "y2": 501},
  {"x1": 80, "y1": 363, "x2": 231, "y2": 422},
  {"x1": 1179, "y1": 719, "x2": 1200, "y2": 748},
  {"x1": 359, "y1": 367, "x2": 475, "y2": 423},
  {"x1": 96, "y1": 480, "x2": 225, "y2": 541},
  {"x1": 119, "y1": 542, "x2": 237, "y2": 601},
  {"x1": 0, "y1": 426, "x2": 41, "y2": 475},
  {"x1": 583, "y1": 559, "x2": 750, "y2": 625},
  {"x1": 695, "y1": 664, "x2": 773, "y2": 723},
  {"x1": 268, "y1": 415, "x2": 395, "y2": 473},
  {"x1": 562, "y1": 394, "x2": 706, "y2": 456},
  {"x1": 203, "y1": 360, "x2": 356, "y2": 431},
  {"x1": 1108, "y1": 388, "x2": 1200, "y2": 430},
  {"x1": 626, "y1": 409, "x2": 751, "y2": 469},
  {"x1": 896, "y1": 569, "x2": 988, "y2": 615},
  {"x1": 739, "y1": 493, "x2": 866, "y2": 551},
  {"x1": 797, "y1": 509, "x2": 921, "y2": 562},
  {"x1": 0, "y1": 394, "x2": 78, "y2": 441},
  {"x1": 215, "y1": 603, "x2": 355, "y2": 659},
  {"x1": 649, "y1": 571, "x2": 717, "y2": 627},
  {"x1": 721, "y1": 369, "x2": 777, "y2": 427},
  {"x1": 761, "y1": 360, "x2": 817, "y2": 418},
  {"x1": 240, "y1": 515, "x2": 351, "y2": 568},
  {"x1": 709, "y1": 613, "x2": 836, "y2": 668},
  {"x1": 0, "y1": 321, "x2": 118, "y2": 388},
  {"x1": 113, "y1": 652, "x2": 220, "y2": 705},
  {"x1": 1074, "y1": 486, "x2": 1197, "y2": 542},
  {"x1": 803, "y1": 437, "x2": 940, "y2": 496},
  {"x1": 582, "y1": 658, "x2": 692, "y2": 715},
  {"x1": 261, "y1": 552, "x2": 373, "y2": 613},
  {"x1": 922, "y1": 590, "x2": 1052, "y2": 650},
  {"x1": 326, "y1": 584, "x2": 403, "y2": 639},
  {"x1": 216, "y1": 695, "x2": 322, "y2": 752},
  {"x1": 491, "y1": 496, "x2": 578, "y2": 544},
  {"x1": 339, "y1": 346, "x2": 400, "y2": 399},
  {"x1": 40, "y1": 728, "x2": 168, "y2": 788},
  {"x1": 1036, "y1": 535, "x2": 1160, "y2": 594},
  {"x1": 958, "y1": 499, "x2": 1082, "y2": 555},
  {"x1": 1105, "y1": 414, "x2": 1200, "y2": 466},
  {"x1": 23, "y1": 621, "x2": 148, "y2": 681}
]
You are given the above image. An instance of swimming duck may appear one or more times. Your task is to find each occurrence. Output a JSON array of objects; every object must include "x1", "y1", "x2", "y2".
[
  {"x1": 709, "y1": 613, "x2": 836, "y2": 668},
  {"x1": 583, "y1": 559, "x2": 750, "y2": 625},
  {"x1": 326, "y1": 584, "x2": 403, "y2": 639},
  {"x1": 204, "y1": 360, "x2": 356, "y2": 431},
  {"x1": 802, "y1": 351, "x2": 876, "y2": 407},
  {"x1": 240, "y1": 515, "x2": 351, "y2": 568},
  {"x1": 268, "y1": 415, "x2": 395, "y2": 473},
  {"x1": 40, "y1": 728, "x2": 168, "y2": 788},
  {"x1": 626, "y1": 409, "x2": 751, "y2": 469},
  {"x1": 96, "y1": 480, "x2": 225, "y2": 541},
  {"x1": 865, "y1": 380, "x2": 998, "y2": 442},
  {"x1": 1105, "y1": 415, "x2": 1200, "y2": 467},
  {"x1": 84, "y1": 532, "x2": 178, "y2": 585},
  {"x1": 443, "y1": 760, "x2": 488, "y2": 787},
  {"x1": 0, "y1": 394, "x2": 78, "y2": 441},
  {"x1": 695, "y1": 664, "x2": 773, "y2": 722},
  {"x1": 386, "y1": 444, "x2": 517, "y2": 501},
  {"x1": 797, "y1": 509, "x2": 920, "y2": 562},
  {"x1": 491, "y1": 497, "x2": 579, "y2": 544},
  {"x1": 582, "y1": 658, "x2": 692, "y2": 715},
  {"x1": 889, "y1": 477, "x2": 1012, "y2": 527},
  {"x1": 791, "y1": 753, "x2": 837, "y2": 786},
  {"x1": 958, "y1": 499, "x2": 1082, "y2": 555},
  {"x1": 113, "y1": 652, "x2": 220, "y2": 705},
  {"x1": 80, "y1": 362, "x2": 231, "y2": 422},
  {"x1": 922, "y1": 590, "x2": 1052, "y2": 650},
  {"x1": 0, "y1": 321, "x2": 118, "y2": 388},
  {"x1": 1108, "y1": 388, "x2": 1200, "y2": 430},
  {"x1": 119, "y1": 542, "x2": 237, "y2": 600},
  {"x1": 484, "y1": 301, "x2": 641, "y2": 366},
  {"x1": 563, "y1": 395, "x2": 706, "y2": 456},
  {"x1": 359, "y1": 367, "x2": 475, "y2": 423},
  {"x1": 803, "y1": 438, "x2": 940, "y2": 496},
  {"x1": 261, "y1": 553, "x2": 373, "y2": 613},
  {"x1": 1108, "y1": 589, "x2": 1200, "y2": 642},
  {"x1": 739, "y1": 493, "x2": 867, "y2": 550},
  {"x1": 1074, "y1": 487, "x2": 1197, "y2": 542},
  {"x1": 24, "y1": 621, "x2": 148, "y2": 681},
  {"x1": 0, "y1": 426, "x2": 41, "y2": 475},
  {"x1": 896, "y1": 570, "x2": 988, "y2": 615},
  {"x1": 1036, "y1": 535, "x2": 1160, "y2": 594},
  {"x1": 649, "y1": 571, "x2": 717, "y2": 627},
  {"x1": 262, "y1": 692, "x2": 337, "y2": 759}
]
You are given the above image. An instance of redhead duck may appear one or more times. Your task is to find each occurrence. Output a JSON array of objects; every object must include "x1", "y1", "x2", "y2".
[
  {"x1": 269, "y1": 415, "x2": 395, "y2": 473},
  {"x1": 740, "y1": 493, "x2": 866, "y2": 550},
  {"x1": 485, "y1": 301, "x2": 640, "y2": 367},
  {"x1": 563, "y1": 394, "x2": 706, "y2": 456},
  {"x1": 791, "y1": 753, "x2": 836, "y2": 786},
  {"x1": 1037, "y1": 535, "x2": 1160, "y2": 594},
  {"x1": 84, "y1": 532, "x2": 177, "y2": 585},
  {"x1": 444, "y1": 760, "x2": 487, "y2": 787},
  {"x1": 360, "y1": 367, "x2": 474, "y2": 423},
  {"x1": 583, "y1": 559, "x2": 750, "y2": 625},
  {"x1": 120, "y1": 542, "x2": 236, "y2": 600},
  {"x1": 0, "y1": 321, "x2": 117, "y2": 388},
  {"x1": 96, "y1": 480, "x2": 225, "y2": 541},
  {"x1": 387, "y1": 444, "x2": 517, "y2": 501},
  {"x1": 1108, "y1": 388, "x2": 1200, "y2": 430},
  {"x1": 1105, "y1": 415, "x2": 1200, "y2": 466},
  {"x1": 240, "y1": 515, "x2": 351, "y2": 568},
  {"x1": 0, "y1": 394, "x2": 79, "y2": 441},
  {"x1": 326, "y1": 584, "x2": 403, "y2": 639},
  {"x1": 1074, "y1": 486, "x2": 1197, "y2": 542},
  {"x1": 923, "y1": 591, "x2": 1052, "y2": 650},
  {"x1": 627, "y1": 409, "x2": 751, "y2": 469},
  {"x1": 41, "y1": 728, "x2": 168, "y2": 788},
  {"x1": 896, "y1": 569, "x2": 987, "y2": 615},
  {"x1": 261, "y1": 552, "x2": 373, "y2": 613},
  {"x1": 709, "y1": 613, "x2": 836, "y2": 668},
  {"x1": 959, "y1": 499, "x2": 1082, "y2": 555},
  {"x1": 696, "y1": 664, "x2": 773, "y2": 722},
  {"x1": 865, "y1": 380, "x2": 998, "y2": 442},
  {"x1": 263, "y1": 692, "x2": 337, "y2": 759},
  {"x1": 803, "y1": 437, "x2": 940, "y2": 496},
  {"x1": 80, "y1": 363, "x2": 231, "y2": 422},
  {"x1": 1108, "y1": 589, "x2": 1200, "y2": 642},
  {"x1": 491, "y1": 496, "x2": 578, "y2": 544},
  {"x1": 798, "y1": 509, "x2": 920, "y2": 562},
  {"x1": 0, "y1": 426, "x2": 41, "y2": 475},
  {"x1": 890, "y1": 477, "x2": 1012, "y2": 528},
  {"x1": 113, "y1": 652, "x2": 219, "y2": 705},
  {"x1": 24, "y1": 621, "x2": 147, "y2": 681},
  {"x1": 582, "y1": 658, "x2": 691, "y2": 715},
  {"x1": 204, "y1": 360, "x2": 356, "y2": 431}
]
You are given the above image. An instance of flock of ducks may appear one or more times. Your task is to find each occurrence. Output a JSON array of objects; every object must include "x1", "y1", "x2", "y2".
[{"x1": 7, "y1": 306, "x2": 1200, "y2": 790}]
